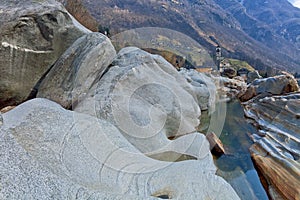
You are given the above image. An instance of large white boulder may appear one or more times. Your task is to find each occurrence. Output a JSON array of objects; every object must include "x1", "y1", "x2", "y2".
[
  {"x1": 179, "y1": 68, "x2": 217, "y2": 111},
  {"x1": 75, "y1": 47, "x2": 201, "y2": 154},
  {"x1": 0, "y1": 98, "x2": 240, "y2": 199}
]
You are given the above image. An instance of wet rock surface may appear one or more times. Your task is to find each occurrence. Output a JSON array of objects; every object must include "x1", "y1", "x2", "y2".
[
  {"x1": 244, "y1": 93, "x2": 300, "y2": 199},
  {"x1": 206, "y1": 132, "x2": 226, "y2": 157},
  {"x1": 0, "y1": 0, "x2": 89, "y2": 108}
]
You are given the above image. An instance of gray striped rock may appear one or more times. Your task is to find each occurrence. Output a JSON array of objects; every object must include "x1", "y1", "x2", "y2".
[
  {"x1": 244, "y1": 93, "x2": 300, "y2": 199},
  {"x1": 240, "y1": 74, "x2": 299, "y2": 101},
  {"x1": 0, "y1": 0, "x2": 90, "y2": 108}
]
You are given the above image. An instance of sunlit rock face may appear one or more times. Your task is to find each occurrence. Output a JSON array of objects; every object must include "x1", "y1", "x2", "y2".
[
  {"x1": 244, "y1": 93, "x2": 300, "y2": 199},
  {"x1": 240, "y1": 74, "x2": 299, "y2": 102},
  {"x1": 208, "y1": 75, "x2": 247, "y2": 101},
  {"x1": 0, "y1": 0, "x2": 89, "y2": 108},
  {"x1": 0, "y1": 98, "x2": 240, "y2": 199},
  {"x1": 37, "y1": 32, "x2": 116, "y2": 109},
  {"x1": 75, "y1": 47, "x2": 202, "y2": 154},
  {"x1": 179, "y1": 68, "x2": 217, "y2": 112}
]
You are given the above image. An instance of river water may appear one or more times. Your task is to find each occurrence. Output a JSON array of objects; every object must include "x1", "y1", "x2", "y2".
[{"x1": 199, "y1": 100, "x2": 269, "y2": 200}]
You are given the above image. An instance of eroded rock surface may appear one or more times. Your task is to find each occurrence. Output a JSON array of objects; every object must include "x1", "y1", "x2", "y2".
[
  {"x1": 179, "y1": 68, "x2": 217, "y2": 111},
  {"x1": 240, "y1": 74, "x2": 299, "y2": 102},
  {"x1": 0, "y1": 0, "x2": 90, "y2": 108},
  {"x1": 222, "y1": 67, "x2": 237, "y2": 79},
  {"x1": 37, "y1": 32, "x2": 116, "y2": 109},
  {"x1": 209, "y1": 75, "x2": 247, "y2": 100},
  {"x1": 244, "y1": 93, "x2": 300, "y2": 199},
  {"x1": 250, "y1": 142, "x2": 300, "y2": 200},
  {"x1": 0, "y1": 98, "x2": 240, "y2": 199},
  {"x1": 75, "y1": 47, "x2": 201, "y2": 154}
]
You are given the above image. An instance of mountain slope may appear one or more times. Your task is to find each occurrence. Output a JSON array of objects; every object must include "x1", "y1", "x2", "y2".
[
  {"x1": 215, "y1": 0, "x2": 300, "y2": 69},
  {"x1": 77, "y1": 0, "x2": 300, "y2": 73}
]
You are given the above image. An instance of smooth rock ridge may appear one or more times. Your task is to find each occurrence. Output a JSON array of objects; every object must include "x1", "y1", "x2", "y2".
[
  {"x1": 240, "y1": 74, "x2": 299, "y2": 102},
  {"x1": 179, "y1": 68, "x2": 217, "y2": 112},
  {"x1": 244, "y1": 93, "x2": 300, "y2": 199},
  {"x1": 0, "y1": 98, "x2": 240, "y2": 199},
  {"x1": 75, "y1": 47, "x2": 202, "y2": 155},
  {"x1": 37, "y1": 32, "x2": 116, "y2": 109}
]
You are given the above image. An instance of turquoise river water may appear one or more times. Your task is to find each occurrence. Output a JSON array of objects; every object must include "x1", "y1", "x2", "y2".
[{"x1": 199, "y1": 100, "x2": 269, "y2": 200}]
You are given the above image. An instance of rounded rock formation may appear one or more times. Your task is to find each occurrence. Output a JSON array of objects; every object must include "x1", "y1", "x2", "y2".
[
  {"x1": 0, "y1": 98, "x2": 240, "y2": 199},
  {"x1": 37, "y1": 32, "x2": 116, "y2": 109},
  {"x1": 0, "y1": 0, "x2": 90, "y2": 108},
  {"x1": 240, "y1": 74, "x2": 299, "y2": 102}
]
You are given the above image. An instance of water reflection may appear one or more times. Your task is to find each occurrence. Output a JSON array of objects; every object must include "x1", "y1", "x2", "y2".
[{"x1": 199, "y1": 100, "x2": 269, "y2": 200}]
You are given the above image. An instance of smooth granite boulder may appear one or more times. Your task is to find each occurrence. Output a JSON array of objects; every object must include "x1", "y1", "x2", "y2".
[
  {"x1": 179, "y1": 68, "x2": 217, "y2": 111},
  {"x1": 75, "y1": 47, "x2": 201, "y2": 154},
  {"x1": 0, "y1": 0, "x2": 90, "y2": 108},
  {"x1": 0, "y1": 98, "x2": 240, "y2": 199},
  {"x1": 37, "y1": 32, "x2": 116, "y2": 109}
]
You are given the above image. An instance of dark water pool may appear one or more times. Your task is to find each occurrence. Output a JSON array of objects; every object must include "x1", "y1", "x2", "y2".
[{"x1": 199, "y1": 100, "x2": 269, "y2": 200}]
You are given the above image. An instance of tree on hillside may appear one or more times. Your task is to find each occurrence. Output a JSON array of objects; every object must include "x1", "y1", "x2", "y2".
[{"x1": 98, "y1": 25, "x2": 111, "y2": 37}]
